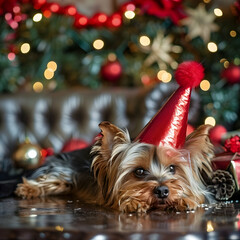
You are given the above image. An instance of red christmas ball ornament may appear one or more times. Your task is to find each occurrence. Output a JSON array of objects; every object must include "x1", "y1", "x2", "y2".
[
  {"x1": 221, "y1": 64, "x2": 240, "y2": 84},
  {"x1": 100, "y1": 60, "x2": 122, "y2": 84},
  {"x1": 209, "y1": 125, "x2": 227, "y2": 145},
  {"x1": 61, "y1": 138, "x2": 89, "y2": 152}
]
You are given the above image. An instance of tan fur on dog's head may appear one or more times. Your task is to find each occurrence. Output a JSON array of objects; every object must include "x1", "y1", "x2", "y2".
[{"x1": 91, "y1": 121, "x2": 214, "y2": 213}]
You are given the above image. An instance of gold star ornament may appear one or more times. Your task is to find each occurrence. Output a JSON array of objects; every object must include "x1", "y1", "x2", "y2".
[
  {"x1": 140, "y1": 31, "x2": 182, "y2": 69},
  {"x1": 181, "y1": 4, "x2": 219, "y2": 43}
]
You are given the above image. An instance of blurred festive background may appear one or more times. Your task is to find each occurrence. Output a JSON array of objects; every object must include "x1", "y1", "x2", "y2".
[{"x1": 1, "y1": 0, "x2": 240, "y2": 133}]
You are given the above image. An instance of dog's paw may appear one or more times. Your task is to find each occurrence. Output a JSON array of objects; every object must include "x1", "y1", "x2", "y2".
[
  {"x1": 15, "y1": 178, "x2": 41, "y2": 199},
  {"x1": 120, "y1": 199, "x2": 150, "y2": 213},
  {"x1": 173, "y1": 198, "x2": 199, "y2": 212}
]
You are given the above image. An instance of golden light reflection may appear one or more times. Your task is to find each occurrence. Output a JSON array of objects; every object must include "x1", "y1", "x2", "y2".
[
  {"x1": 21, "y1": 43, "x2": 30, "y2": 54},
  {"x1": 205, "y1": 116, "x2": 216, "y2": 126},
  {"x1": 207, "y1": 42, "x2": 218, "y2": 52},
  {"x1": 55, "y1": 225, "x2": 64, "y2": 231},
  {"x1": 124, "y1": 10, "x2": 135, "y2": 19},
  {"x1": 200, "y1": 79, "x2": 210, "y2": 91},
  {"x1": 157, "y1": 70, "x2": 172, "y2": 83},
  {"x1": 33, "y1": 82, "x2": 43, "y2": 92},
  {"x1": 139, "y1": 35, "x2": 151, "y2": 47},
  {"x1": 44, "y1": 69, "x2": 54, "y2": 80},
  {"x1": 207, "y1": 221, "x2": 214, "y2": 232},
  {"x1": 93, "y1": 39, "x2": 104, "y2": 50},
  {"x1": 47, "y1": 61, "x2": 57, "y2": 71},
  {"x1": 214, "y1": 8, "x2": 223, "y2": 17},
  {"x1": 230, "y1": 30, "x2": 237, "y2": 37},
  {"x1": 33, "y1": 13, "x2": 42, "y2": 22}
]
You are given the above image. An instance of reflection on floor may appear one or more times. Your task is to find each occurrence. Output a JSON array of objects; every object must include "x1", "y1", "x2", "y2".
[{"x1": 0, "y1": 196, "x2": 239, "y2": 240}]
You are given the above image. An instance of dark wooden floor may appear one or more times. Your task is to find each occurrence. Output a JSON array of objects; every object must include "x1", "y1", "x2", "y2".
[{"x1": 0, "y1": 196, "x2": 240, "y2": 240}]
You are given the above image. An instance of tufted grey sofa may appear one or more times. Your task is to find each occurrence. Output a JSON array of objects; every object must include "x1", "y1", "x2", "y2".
[{"x1": 0, "y1": 83, "x2": 200, "y2": 173}]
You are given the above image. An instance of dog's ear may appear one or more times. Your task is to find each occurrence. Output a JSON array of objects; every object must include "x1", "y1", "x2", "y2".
[
  {"x1": 184, "y1": 124, "x2": 214, "y2": 179},
  {"x1": 99, "y1": 121, "x2": 129, "y2": 150},
  {"x1": 93, "y1": 121, "x2": 130, "y2": 160},
  {"x1": 91, "y1": 121, "x2": 130, "y2": 200}
]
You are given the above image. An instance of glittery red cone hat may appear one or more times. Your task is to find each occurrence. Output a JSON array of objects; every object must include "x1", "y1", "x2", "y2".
[{"x1": 135, "y1": 61, "x2": 204, "y2": 148}]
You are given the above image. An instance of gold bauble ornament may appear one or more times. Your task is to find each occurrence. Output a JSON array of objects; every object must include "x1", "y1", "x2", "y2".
[{"x1": 12, "y1": 140, "x2": 43, "y2": 170}]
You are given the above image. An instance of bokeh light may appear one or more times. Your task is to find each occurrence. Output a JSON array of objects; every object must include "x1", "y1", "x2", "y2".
[
  {"x1": 44, "y1": 69, "x2": 54, "y2": 80},
  {"x1": 124, "y1": 10, "x2": 135, "y2": 19},
  {"x1": 33, "y1": 13, "x2": 42, "y2": 22},
  {"x1": 157, "y1": 70, "x2": 172, "y2": 83},
  {"x1": 21, "y1": 43, "x2": 30, "y2": 54},
  {"x1": 139, "y1": 36, "x2": 151, "y2": 47},
  {"x1": 33, "y1": 82, "x2": 43, "y2": 92},
  {"x1": 93, "y1": 39, "x2": 104, "y2": 50},
  {"x1": 214, "y1": 8, "x2": 223, "y2": 17},
  {"x1": 207, "y1": 42, "x2": 218, "y2": 52},
  {"x1": 205, "y1": 116, "x2": 216, "y2": 126},
  {"x1": 200, "y1": 80, "x2": 210, "y2": 91},
  {"x1": 47, "y1": 61, "x2": 57, "y2": 71}
]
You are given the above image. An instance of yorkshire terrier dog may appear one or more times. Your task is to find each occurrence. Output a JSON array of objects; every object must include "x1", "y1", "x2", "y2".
[{"x1": 15, "y1": 121, "x2": 214, "y2": 213}]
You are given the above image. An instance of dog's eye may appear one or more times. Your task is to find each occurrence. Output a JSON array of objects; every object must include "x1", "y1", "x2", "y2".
[
  {"x1": 169, "y1": 165, "x2": 175, "y2": 174},
  {"x1": 134, "y1": 168, "x2": 149, "y2": 177}
]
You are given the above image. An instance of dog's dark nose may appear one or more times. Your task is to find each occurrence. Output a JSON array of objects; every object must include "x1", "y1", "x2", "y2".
[{"x1": 154, "y1": 186, "x2": 169, "y2": 198}]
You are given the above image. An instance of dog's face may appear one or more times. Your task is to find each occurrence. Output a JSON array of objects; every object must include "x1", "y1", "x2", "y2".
[{"x1": 91, "y1": 121, "x2": 214, "y2": 213}]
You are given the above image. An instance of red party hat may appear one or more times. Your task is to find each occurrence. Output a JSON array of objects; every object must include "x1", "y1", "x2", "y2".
[{"x1": 135, "y1": 61, "x2": 204, "y2": 148}]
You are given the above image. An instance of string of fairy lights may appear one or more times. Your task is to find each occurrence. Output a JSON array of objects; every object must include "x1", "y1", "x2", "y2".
[{"x1": 5, "y1": 0, "x2": 240, "y2": 127}]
